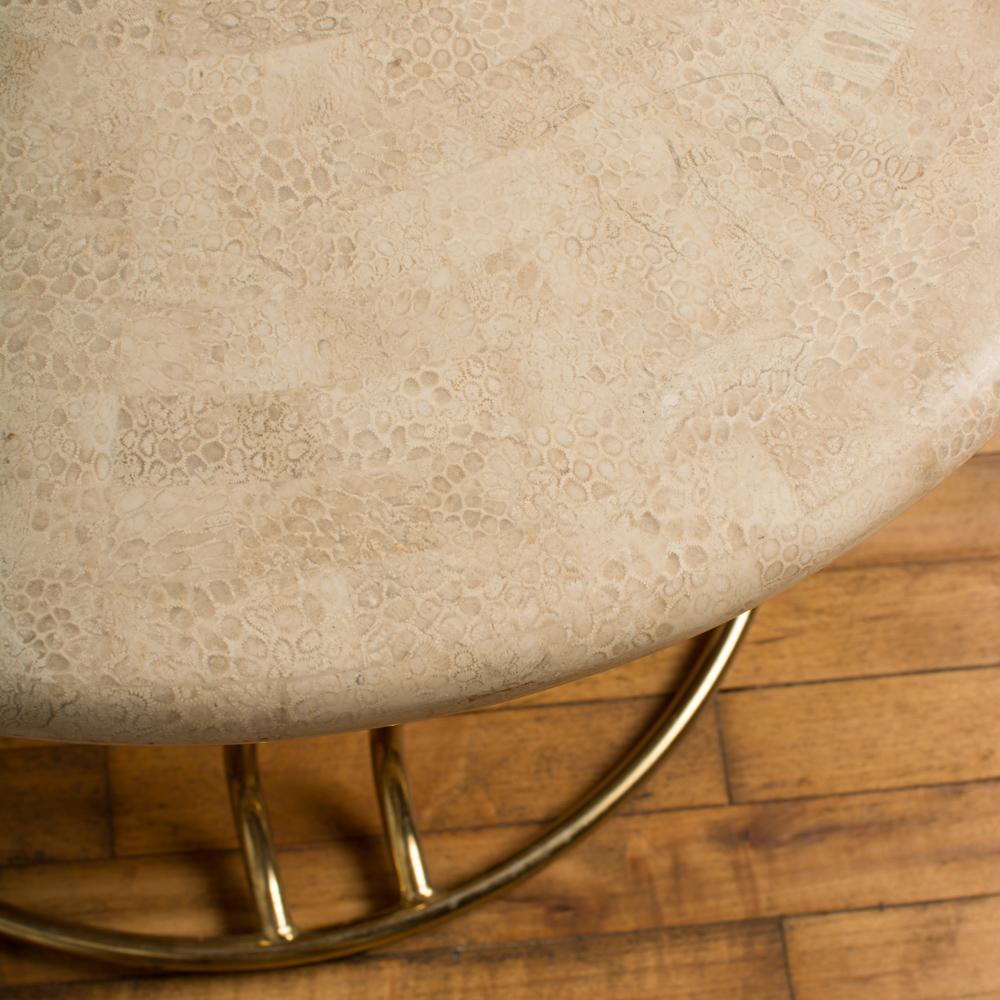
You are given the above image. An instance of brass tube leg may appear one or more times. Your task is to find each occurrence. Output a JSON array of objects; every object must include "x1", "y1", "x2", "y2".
[
  {"x1": 370, "y1": 726, "x2": 434, "y2": 903},
  {"x1": 223, "y1": 744, "x2": 296, "y2": 943}
]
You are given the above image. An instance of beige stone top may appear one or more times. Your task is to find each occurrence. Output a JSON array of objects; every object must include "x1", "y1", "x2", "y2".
[{"x1": 2, "y1": 1, "x2": 999, "y2": 745}]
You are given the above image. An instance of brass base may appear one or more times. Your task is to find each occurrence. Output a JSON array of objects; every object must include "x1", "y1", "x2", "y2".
[{"x1": 0, "y1": 612, "x2": 753, "y2": 972}]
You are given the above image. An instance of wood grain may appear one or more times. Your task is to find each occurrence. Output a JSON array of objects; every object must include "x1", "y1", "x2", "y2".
[
  {"x1": 109, "y1": 699, "x2": 726, "y2": 857},
  {"x1": 730, "y1": 558, "x2": 1000, "y2": 689},
  {"x1": 2, "y1": 780, "x2": 998, "y2": 965},
  {"x1": 0, "y1": 748, "x2": 110, "y2": 867},
  {"x1": 0, "y1": 441, "x2": 997, "y2": 996},
  {"x1": 785, "y1": 895, "x2": 1000, "y2": 999},
  {"x1": 0, "y1": 921, "x2": 792, "y2": 1000},
  {"x1": 720, "y1": 667, "x2": 1000, "y2": 801}
]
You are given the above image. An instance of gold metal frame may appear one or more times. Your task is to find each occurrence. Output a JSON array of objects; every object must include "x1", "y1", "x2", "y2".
[{"x1": 0, "y1": 612, "x2": 753, "y2": 972}]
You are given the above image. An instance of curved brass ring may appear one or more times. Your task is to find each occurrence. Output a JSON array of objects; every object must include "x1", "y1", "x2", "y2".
[{"x1": 0, "y1": 611, "x2": 753, "y2": 972}]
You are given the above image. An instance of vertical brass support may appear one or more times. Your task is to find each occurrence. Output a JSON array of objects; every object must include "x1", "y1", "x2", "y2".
[
  {"x1": 370, "y1": 726, "x2": 434, "y2": 903},
  {"x1": 223, "y1": 744, "x2": 296, "y2": 942}
]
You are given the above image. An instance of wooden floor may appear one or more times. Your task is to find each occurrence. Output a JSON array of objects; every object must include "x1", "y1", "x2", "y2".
[{"x1": 1, "y1": 434, "x2": 999, "y2": 999}]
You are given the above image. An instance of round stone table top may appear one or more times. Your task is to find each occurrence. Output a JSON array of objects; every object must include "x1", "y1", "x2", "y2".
[{"x1": 2, "y1": 1, "x2": 1000, "y2": 745}]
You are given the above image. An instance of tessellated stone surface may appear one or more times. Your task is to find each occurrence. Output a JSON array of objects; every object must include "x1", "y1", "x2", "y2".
[{"x1": 1, "y1": 0, "x2": 999, "y2": 743}]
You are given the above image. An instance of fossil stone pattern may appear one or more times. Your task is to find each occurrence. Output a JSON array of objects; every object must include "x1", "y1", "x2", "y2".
[{"x1": 1, "y1": 0, "x2": 999, "y2": 743}]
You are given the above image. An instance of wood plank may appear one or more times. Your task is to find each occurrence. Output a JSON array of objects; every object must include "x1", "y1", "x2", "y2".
[
  {"x1": 979, "y1": 429, "x2": 1000, "y2": 455},
  {"x1": 2, "y1": 779, "x2": 998, "y2": 986},
  {"x1": 785, "y1": 894, "x2": 1000, "y2": 1000},
  {"x1": 727, "y1": 559, "x2": 1000, "y2": 689},
  {"x1": 109, "y1": 700, "x2": 726, "y2": 856},
  {"x1": 719, "y1": 667, "x2": 1000, "y2": 801},
  {"x1": 0, "y1": 940, "x2": 124, "y2": 989},
  {"x1": 497, "y1": 639, "x2": 693, "y2": 710},
  {"x1": 832, "y1": 454, "x2": 1000, "y2": 569},
  {"x1": 0, "y1": 849, "x2": 265, "y2": 987},
  {"x1": 0, "y1": 740, "x2": 58, "y2": 752},
  {"x1": 413, "y1": 780, "x2": 1000, "y2": 952},
  {"x1": 0, "y1": 921, "x2": 791, "y2": 1000},
  {"x1": 0, "y1": 747, "x2": 110, "y2": 867}
]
